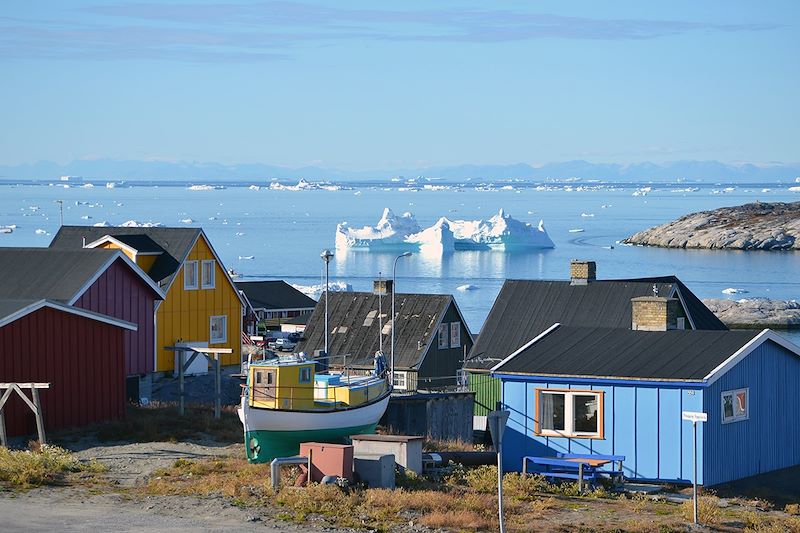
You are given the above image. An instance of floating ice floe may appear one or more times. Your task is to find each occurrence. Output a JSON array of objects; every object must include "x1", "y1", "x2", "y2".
[
  {"x1": 291, "y1": 281, "x2": 352, "y2": 300},
  {"x1": 80, "y1": 215, "x2": 92, "y2": 220},
  {"x1": 180, "y1": 218, "x2": 194, "y2": 224},
  {"x1": 234, "y1": 232, "x2": 245, "y2": 237},
  {"x1": 456, "y1": 284, "x2": 478, "y2": 291},
  {"x1": 248, "y1": 185, "x2": 261, "y2": 191},
  {"x1": 0, "y1": 227, "x2": 13, "y2": 234},
  {"x1": 93, "y1": 221, "x2": 109, "y2": 227},
  {"x1": 238, "y1": 255, "x2": 254, "y2": 260},
  {"x1": 335, "y1": 208, "x2": 554, "y2": 252},
  {"x1": 269, "y1": 179, "x2": 348, "y2": 191},
  {"x1": 581, "y1": 213, "x2": 595, "y2": 218},
  {"x1": 632, "y1": 187, "x2": 651, "y2": 196},
  {"x1": 121, "y1": 220, "x2": 161, "y2": 227},
  {"x1": 722, "y1": 288, "x2": 749, "y2": 295},
  {"x1": 789, "y1": 186, "x2": 800, "y2": 192},
  {"x1": 188, "y1": 184, "x2": 224, "y2": 191},
  {"x1": 569, "y1": 228, "x2": 585, "y2": 233},
  {"x1": 35, "y1": 229, "x2": 47, "y2": 235},
  {"x1": 106, "y1": 182, "x2": 116, "y2": 189}
]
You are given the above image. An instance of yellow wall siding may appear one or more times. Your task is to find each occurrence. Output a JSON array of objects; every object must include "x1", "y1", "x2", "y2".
[
  {"x1": 156, "y1": 235, "x2": 242, "y2": 371},
  {"x1": 136, "y1": 254, "x2": 158, "y2": 272},
  {"x1": 97, "y1": 241, "x2": 136, "y2": 260}
]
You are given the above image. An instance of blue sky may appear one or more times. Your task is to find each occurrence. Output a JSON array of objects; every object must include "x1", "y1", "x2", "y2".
[{"x1": 1, "y1": 1, "x2": 798, "y2": 170}]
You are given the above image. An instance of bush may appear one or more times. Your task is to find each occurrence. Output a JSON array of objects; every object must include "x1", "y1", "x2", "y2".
[
  {"x1": 0, "y1": 444, "x2": 105, "y2": 489},
  {"x1": 680, "y1": 495, "x2": 722, "y2": 525}
]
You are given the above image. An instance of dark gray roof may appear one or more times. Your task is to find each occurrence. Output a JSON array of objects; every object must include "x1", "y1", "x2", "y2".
[
  {"x1": 0, "y1": 299, "x2": 40, "y2": 322},
  {"x1": 236, "y1": 280, "x2": 316, "y2": 312},
  {"x1": 49, "y1": 226, "x2": 201, "y2": 287},
  {"x1": 296, "y1": 291, "x2": 454, "y2": 370},
  {"x1": 112, "y1": 234, "x2": 164, "y2": 253},
  {"x1": 467, "y1": 277, "x2": 727, "y2": 371},
  {"x1": 0, "y1": 248, "x2": 119, "y2": 302},
  {"x1": 494, "y1": 326, "x2": 761, "y2": 381}
]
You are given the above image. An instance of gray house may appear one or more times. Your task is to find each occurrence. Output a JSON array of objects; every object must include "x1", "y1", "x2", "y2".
[{"x1": 297, "y1": 281, "x2": 473, "y2": 391}]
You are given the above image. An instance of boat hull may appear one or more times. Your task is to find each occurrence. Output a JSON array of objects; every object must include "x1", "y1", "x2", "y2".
[{"x1": 238, "y1": 393, "x2": 390, "y2": 463}]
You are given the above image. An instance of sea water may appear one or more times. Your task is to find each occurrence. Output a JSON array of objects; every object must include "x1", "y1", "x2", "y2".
[{"x1": 0, "y1": 180, "x2": 798, "y2": 339}]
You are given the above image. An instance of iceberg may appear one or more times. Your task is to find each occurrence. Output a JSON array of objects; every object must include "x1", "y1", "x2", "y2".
[
  {"x1": 291, "y1": 281, "x2": 352, "y2": 300},
  {"x1": 335, "y1": 208, "x2": 554, "y2": 252}
]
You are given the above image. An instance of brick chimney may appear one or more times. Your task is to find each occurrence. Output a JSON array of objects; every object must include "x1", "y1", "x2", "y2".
[
  {"x1": 631, "y1": 297, "x2": 679, "y2": 331},
  {"x1": 570, "y1": 260, "x2": 596, "y2": 285},
  {"x1": 373, "y1": 279, "x2": 394, "y2": 295}
]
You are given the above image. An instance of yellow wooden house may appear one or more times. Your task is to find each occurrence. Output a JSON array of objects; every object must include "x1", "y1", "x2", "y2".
[{"x1": 50, "y1": 226, "x2": 243, "y2": 371}]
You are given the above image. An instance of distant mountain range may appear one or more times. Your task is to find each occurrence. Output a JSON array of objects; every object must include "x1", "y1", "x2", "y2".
[{"x1": 1, "y1": 159, "x2": 799, "y2": 183}]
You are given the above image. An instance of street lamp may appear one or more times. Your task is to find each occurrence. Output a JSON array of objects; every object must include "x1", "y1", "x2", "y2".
[
  {"x1": 390, "y1": 251, "x2": 412, "y2": 386},
  {"x1": 320, "y1": 249, "x2": 334, "y2": 356}
]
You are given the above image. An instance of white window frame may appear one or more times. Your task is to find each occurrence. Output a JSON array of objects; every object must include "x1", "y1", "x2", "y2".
[
  {"x1": 438, "y1": 323, "x2": 449, "y2": 349},
  {"x1": 201, "y1": 260, "x2": 216, "y2": 289},
  {"x1": 450, "y1": 322, "x2": 461, "y2": 348},
  {"x1": 210, "y1": 315, "x2": 227, "y2": 344},
  {"x1": 536, "y1": 388, "x2": 604, "y2": 439},
  {"x1": 184, "y1": 260, "x2": 199, "y2": 290},
  {"x1": 721, "y1": 387, "x2": 749, "y2": 424},
  {"x1": 393, "y1": 371, "x2": 407, "y2": 390}
]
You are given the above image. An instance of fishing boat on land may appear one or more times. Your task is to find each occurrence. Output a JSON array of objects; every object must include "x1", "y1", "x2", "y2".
[{"x1": 238, "y1": 352, "x2": 391, "y2": 462}]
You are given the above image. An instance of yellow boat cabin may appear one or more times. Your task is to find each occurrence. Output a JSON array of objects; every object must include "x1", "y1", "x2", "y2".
[{"x1": 247, "y1": 356, "x2": 389, "y2": 411}]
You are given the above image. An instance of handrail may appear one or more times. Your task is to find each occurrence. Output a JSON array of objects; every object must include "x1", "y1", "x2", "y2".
[{"x1": 243, "y1": 379, "x2": 390, "y2": 411}]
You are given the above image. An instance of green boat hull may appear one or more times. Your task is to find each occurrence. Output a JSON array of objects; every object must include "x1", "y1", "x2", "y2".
[{"x1": 244, "y1": 423, "x2": 378, "y2": 463}]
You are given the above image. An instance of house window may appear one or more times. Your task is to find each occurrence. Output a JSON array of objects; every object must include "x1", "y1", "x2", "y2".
[
  {"x1": 535, "y1": 389, "x2": 604, "y2": 438},
  {"x1": 299, "y1": 367, "x2": 312, "y2": 384},
  {"x1": 210, "y1": 315, "x2": 227, "y2": 344},
  {"x1": 393, "y1": 371, "x2": 407, "y2": 390},
  {"x1": 438, "y1": 323, "x2": 449, "y2": 349},
  {"x1": 201, "y1": 260, "x2": 215, "y2": 289},
  {"x1": 721, "y1": 388, "x2": 749, "y2": 423},
  {"x1": 184, "y1": 260, "x2": 198, "y2": 290},
  {"x1": 450, "y1": 322, "x2": 461, "y2": 348}
]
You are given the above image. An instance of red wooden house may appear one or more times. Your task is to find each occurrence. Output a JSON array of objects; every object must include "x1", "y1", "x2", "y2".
[
  {"x1": 0, "y1": 299, "x2": 136, "y2": 436},
  {"x1": 0, "y1": 248, "x2": 164, "y2": 376}
]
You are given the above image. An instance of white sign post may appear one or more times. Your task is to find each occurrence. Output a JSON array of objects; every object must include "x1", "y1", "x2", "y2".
[
  {"x1": 488, "y1": 410, "x2": 510, "y2": 533},
  {"x1": 682, "y1": 411, "x2": 708, "y2": 525}
]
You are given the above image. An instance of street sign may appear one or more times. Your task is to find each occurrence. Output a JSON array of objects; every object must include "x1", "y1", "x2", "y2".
[
  {"x1": 487, "y1": 410, "x2": 510, "y2": 445},
  {"x1": 682, "y1": 411, "x2": 708, "y2": 422}
]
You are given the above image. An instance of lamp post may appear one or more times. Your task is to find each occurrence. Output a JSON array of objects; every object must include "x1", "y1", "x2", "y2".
[
  {"x1": 320, "y1": 249, "x2": 334, "y2": 356},
  {"x1": 390, "y1": 252, "x2": 412, "y2": 386}
]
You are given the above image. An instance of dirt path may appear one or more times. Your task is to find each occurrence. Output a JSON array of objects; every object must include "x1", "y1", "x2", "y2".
[{"x1": 0, "y1": 440, "x2": 358, "y2": 532}]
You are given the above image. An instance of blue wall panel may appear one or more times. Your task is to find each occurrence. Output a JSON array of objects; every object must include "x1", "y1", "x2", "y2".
[
  {"x1": 658, "y1": 389, "x2": 682, "y2": 480},
  {"x1": 502, "y1": 380, "x2": 528, "y2": 472},
  {"x1": 704, "y1": 341, "x2": 800, "y2": 486},
  {"x1": 613, "y1": 386, "x2": 637, "y2": 479},
  {"x1": 635, "y1": 388, "x2": 659, "y2": 479},
  {"x1": 591, "y1": 385, "x2": 614, "y2": 456},
  {"x1": 680, "y1": 388, "x2": 704, "y2": 485}
]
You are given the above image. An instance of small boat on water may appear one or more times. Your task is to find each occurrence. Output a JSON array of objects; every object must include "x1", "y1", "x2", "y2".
[{"x1": 238, "y1": 352, "x2": 391, "y2": 463}]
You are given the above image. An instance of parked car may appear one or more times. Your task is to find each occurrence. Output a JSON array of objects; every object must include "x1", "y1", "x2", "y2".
[{"x1": 274, "y1": 338, "x2": 296, "y2": 352}]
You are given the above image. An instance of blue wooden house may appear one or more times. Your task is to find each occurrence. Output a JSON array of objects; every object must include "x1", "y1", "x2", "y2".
[{"x1": 491, "y1": 298, "x2": 800, "y2": 486}]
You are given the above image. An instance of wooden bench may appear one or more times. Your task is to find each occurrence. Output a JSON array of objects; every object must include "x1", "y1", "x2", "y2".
[{"x1": 522, "y1": 453, "x2": 625, "y2": 492}]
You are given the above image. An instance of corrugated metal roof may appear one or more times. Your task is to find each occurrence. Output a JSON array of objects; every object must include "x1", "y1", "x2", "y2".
[
  {"x1": 467, "y1": 277, "x2": 727, "y2": 370},
  {"x1": 236, "y1": 280, "x2": 317, "y2": 311},
  {"x1": 0, "y1": 247, "x2": 118, "y2": 302},
  {"x1": 49, "y1": 226, "x2": 201, "y2": 286},
  {"x1": 494, "y1": 326, "x2": 760, "y2": 381},
  {"x1": 296, "y1": 291, "x2": 453, "y2": 369}
]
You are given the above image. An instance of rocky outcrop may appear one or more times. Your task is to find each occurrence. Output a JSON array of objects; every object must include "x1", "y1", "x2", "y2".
[
  {"x1": 624, "y1": 201, "x2": 800, "y2": 250},
  {"x1": 703, "y1": 298, "x2": 800, "y2": 329}
]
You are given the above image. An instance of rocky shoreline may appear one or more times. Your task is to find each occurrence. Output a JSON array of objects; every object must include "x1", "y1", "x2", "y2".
[
  {"x1": 703, "y1": 298, "x2": 800, "y2": 329},
  {"x1": 624, "y1": 201, "x2": 800, "y2": 250}
]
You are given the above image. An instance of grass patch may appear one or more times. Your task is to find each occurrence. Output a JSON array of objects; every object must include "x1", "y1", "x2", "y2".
[
  {"x1": 144, "y1": 456, "x2": 271, "y2": 499},
  {"x1": 0, "y1": 443, "x2": 107, "y2": 489},
  {"x1": 69, "y1": 403, "x2": 242, "y2": 444}
]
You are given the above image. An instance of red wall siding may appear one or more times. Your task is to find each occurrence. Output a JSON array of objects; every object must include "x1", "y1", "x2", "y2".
[
  {"x1": 0, "y1": 307, "x2": 126, "y2": 437},
  {"x1": 73, "y1": 259, "x2": 155, "y2": 375}
]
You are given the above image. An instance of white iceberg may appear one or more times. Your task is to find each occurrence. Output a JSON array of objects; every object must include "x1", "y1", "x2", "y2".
[
  {"x1": 121, "y1": 220, "x2": 161, "y2": 227},
  {"x1": 335, "y1": 208, "x2": 554, "y2": 252},
  {"x1": 456, "y1": 284, "x2": 478, "y2": 291},
  {"x1": 35, "y1": 229, "x2": 47, "y2": 235},
  {"x1": 291, "y1": 281, "x2": 352, "y2": 300},
  {"x1": 180, "y1": 218, "x2": 194, "y2": 224},
  {"x1": 269, "y1": 179, "x2": 348, "y2": 191},
  {"x1": 188, "y1": 184, "x2": 224, "y2": 191},
  {"x1": 239, "y1": 255, "x2": 255, "y2": 260},
  {"x1": 722, "y1": 288, "x2": 749, "y2": 295}
]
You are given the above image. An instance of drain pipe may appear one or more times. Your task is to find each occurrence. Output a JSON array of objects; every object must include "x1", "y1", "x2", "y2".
[{"x1": 270, "y1": 456, "x2": 309, "y2": 490}]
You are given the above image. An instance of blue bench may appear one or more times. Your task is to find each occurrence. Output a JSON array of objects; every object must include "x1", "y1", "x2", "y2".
[{"x1": 522, "y1": 453, "x2": 625, "y2": 492}]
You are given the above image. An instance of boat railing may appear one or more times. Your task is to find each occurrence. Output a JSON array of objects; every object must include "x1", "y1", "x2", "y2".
[{"x1": 243, "y1": 379, "x2": 389, "y2": 411}]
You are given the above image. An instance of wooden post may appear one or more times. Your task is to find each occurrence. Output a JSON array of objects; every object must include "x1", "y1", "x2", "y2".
[
  {"x1": 578, "y1": 463, "x2": 584, "y2": 493},
  {"x1": 0, "y1": 383, "x2": 50, "y2": 447},
  {"x1": 178, "y1": 349, "x2": 185, "y2": 416},
  {"x1": 30, "y1": 384, "x2": 46, "y2": 445},
  {"x1": 214, "y1": 354, "x2": 221, "y2": 420}
]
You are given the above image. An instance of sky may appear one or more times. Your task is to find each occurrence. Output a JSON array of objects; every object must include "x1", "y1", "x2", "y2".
[{"x1": 1, "y1": 1, "x2": 798, "y2": 171}]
